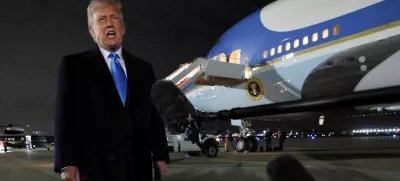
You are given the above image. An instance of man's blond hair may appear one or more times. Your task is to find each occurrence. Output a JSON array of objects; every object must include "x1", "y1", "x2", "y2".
[{"x1": 87, "y1": 0, "x2": 125, "y2": 28}]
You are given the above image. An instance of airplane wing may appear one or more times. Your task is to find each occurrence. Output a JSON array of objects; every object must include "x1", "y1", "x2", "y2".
[
  {"x1": 213, "y1": 85, "x2": 400, "y2": 120},
  {"x1": 152, "y1": 76, "x2": 400, "y2": 123}
]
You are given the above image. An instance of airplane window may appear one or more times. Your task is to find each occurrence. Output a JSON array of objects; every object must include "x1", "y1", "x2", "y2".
[
  {"x1": 278, "y1": 45, "x2": 282, "y2": 53},
  {"x1": 312, "y1": 32, "x2": 318, "y2": 42},
  {"x1": 294, "y1": 39, "x2": 299, "y2": 48},
  {"x1": 333, "y1": 25, "x2": 340, "y2": 35},
  {"x1": 322, "y1": 29, "x2": 329, "y2": 39},
  {"x1": 263, "y1": 50, "x2": 268, "y2": 58},
  {"x1": 285, "y1": 42, "x2": 291, "y2": 51},
  {"x1": 303, "y1": 36, "x2": 309, "y2": 45},
  {"x1": 270, "y1": 48, "x2": 275, "y2": 56}
]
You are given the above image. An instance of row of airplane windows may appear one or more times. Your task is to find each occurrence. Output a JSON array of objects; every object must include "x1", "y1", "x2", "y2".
[
  {"x1": 214, "y1": 25, "x2": 341, "y2": 65},
  {"x1": 262, "y1": 25, "x2": 341, "y2": 58}
]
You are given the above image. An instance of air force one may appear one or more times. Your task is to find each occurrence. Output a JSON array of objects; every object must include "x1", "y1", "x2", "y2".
[{"x1": 153, "y1": 0, "x2": 400, "y2": 151}]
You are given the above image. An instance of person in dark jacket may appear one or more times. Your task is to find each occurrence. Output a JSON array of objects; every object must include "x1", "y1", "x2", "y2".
[
  {"x1": 265, "y1": 128, "x2": 272, "y2": 151},
  {"x1": 54, "y1": 1, "x2": 169, "y2": 180}
]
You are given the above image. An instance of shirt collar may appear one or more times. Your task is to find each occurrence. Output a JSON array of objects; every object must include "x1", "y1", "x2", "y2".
[{"x1": 98, "y1": 46, "x2": 123, "y2": 60}]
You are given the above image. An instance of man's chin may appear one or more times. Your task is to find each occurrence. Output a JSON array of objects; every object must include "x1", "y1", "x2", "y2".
[{"x1": 106, "y1": 43, "x2": 121, "y2": 52}]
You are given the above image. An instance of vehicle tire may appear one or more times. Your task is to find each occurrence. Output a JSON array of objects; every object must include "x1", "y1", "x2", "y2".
[
  {"x1": 204, "y1": 138, "x2": 218, "y2": 157},
  {"x1": 247, "y1": 136, "x2": 258, "y2": 152},
  {"x1": 235, "y1": 138, "x2": 248, "y2": 152}
]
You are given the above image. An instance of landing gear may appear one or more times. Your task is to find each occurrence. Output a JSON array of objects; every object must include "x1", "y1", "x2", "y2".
[
  {"x1": 247, "y1": 136, "x2": 258, "y2": 152},
  {"x1": 235, "y1": 138, "x2": 247, "y2": 152},
  {"x1": 204, "y1": 139, "x2": 218, "y2": 157},
  {"x1": 234, "y1": 137, "x2": 258, "y2": 152},
  {"x1": 231, "y1": 119, "x2": 259, "y2": 152}
]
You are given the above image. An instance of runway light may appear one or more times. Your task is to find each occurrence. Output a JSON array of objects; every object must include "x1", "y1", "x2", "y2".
[
  {"x1": 312, "y1": 136, "x2": 315, "y2": 139},
  {"x1": 393, "y1": 135, "x2": 396, "y2": 138}
]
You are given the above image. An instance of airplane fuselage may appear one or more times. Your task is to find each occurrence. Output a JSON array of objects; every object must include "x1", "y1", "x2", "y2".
[{"x1": 182, "y1": 0, "x2": 400, "y2": 113}]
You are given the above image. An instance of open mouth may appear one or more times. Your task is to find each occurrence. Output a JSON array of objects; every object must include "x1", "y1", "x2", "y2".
[{"x1": 107, "y1": 31, "x2": 116, "y2": 38}]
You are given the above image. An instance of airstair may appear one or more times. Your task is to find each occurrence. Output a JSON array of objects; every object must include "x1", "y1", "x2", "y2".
[{"x1": 164, "y1": 58, "x2": 247, "y2": 91}]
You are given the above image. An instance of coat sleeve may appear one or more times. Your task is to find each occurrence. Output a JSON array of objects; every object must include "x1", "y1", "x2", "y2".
[
  {"x1": 148, "y1": 65, "x2": 170, "y2": 163},
  {"x1": 54, "y1": 57, "x2": 80, "y2": 173}
]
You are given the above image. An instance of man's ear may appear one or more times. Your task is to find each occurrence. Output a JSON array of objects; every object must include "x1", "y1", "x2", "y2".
[{"x1": 89, "y1": 26, "x2": 96, "y2": 39}]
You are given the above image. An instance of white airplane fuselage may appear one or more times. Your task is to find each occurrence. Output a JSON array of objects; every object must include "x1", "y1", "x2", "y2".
[{"x1": 181, "y1": 0, "x2": 400, "y2": 113}]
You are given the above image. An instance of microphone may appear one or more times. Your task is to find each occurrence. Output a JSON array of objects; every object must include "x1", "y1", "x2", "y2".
[
  {"x1": 151, "y1": 80, "x2": 198, "y2": 124},
  {"x1": 266, "y1": 154, "x2": 315, "y2": 181}
]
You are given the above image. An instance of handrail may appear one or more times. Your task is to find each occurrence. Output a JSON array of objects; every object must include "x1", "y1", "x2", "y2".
[{"x1": 165, "y1": 63, "x2": 191, "y2": 80}]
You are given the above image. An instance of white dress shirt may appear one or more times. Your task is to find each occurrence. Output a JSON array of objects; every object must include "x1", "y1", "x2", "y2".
[{"x1": 98, "y1": 46, "x2": 127, "y2": 77}]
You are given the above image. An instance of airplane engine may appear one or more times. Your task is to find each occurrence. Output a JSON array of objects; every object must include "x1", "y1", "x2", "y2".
[{"x1": 2, "y1": 124, "x2": 25, "y2": 135}]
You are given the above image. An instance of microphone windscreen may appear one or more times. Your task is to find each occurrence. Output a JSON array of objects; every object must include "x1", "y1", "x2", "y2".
[
  {"x1": 151, "y1": 80, "x2": 197, "y2": 123},
  {"x1": 266, "y1": 154, "x2": 315, "y2": 181}
]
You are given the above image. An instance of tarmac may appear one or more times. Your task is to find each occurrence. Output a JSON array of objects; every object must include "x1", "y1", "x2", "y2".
[{"x1": 1, "y1": 136, "x2": 400, "y2": 181}]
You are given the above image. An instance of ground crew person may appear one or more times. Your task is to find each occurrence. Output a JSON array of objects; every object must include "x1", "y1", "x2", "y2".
[
  {"x1": 265, "y1": 128, "x2": 272, "y2": 151},
  {"x1": 278, "y1": 131, "x2": 287, "y2": 151}
]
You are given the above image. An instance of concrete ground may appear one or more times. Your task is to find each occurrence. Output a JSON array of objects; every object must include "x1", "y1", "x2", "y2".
[{"x1": 1, "y1": 136, "x2": 400, "y2": 181}]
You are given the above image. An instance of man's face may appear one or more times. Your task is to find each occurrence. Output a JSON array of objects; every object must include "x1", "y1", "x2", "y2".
[{"x1": 89, "y1": 5, "x2": 124, "y2": 51}]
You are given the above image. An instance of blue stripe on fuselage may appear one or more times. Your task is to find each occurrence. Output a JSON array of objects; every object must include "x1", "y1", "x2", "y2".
[{"x1": 207, "y1": 0, "x2": 400, "y2": 67}]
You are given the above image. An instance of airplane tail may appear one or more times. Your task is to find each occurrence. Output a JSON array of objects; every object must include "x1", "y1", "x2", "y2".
[{"x1": 151, "y1": 80, "x2": 198, "y2": 125}]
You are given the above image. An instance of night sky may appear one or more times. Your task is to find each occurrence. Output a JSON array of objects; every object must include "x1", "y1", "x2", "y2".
[{"x1": 0, "y1": 0, "x2": 272, "y2": 133}]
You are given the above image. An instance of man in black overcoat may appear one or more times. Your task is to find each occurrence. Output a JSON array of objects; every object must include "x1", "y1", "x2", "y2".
[{"x1": 54, "y1": 0, "x2": 169, "y2": 180}]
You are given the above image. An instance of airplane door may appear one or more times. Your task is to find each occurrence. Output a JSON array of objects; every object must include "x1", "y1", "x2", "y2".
[{"x1": 229, "y1": 49, "x2": 241, "y2": 64}]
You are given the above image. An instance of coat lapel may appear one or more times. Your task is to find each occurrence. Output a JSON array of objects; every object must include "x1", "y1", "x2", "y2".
[{"x1": 122, "y1": 48, "x2": 139, "y2": 108}]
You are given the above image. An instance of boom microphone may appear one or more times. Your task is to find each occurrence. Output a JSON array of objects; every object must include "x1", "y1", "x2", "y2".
[
  {"x1": 151, "y1": 80, "x2": 198, "y2": 124},
  {"x1": 266, "y1": 154, "x2": 315, "y2": 181}
]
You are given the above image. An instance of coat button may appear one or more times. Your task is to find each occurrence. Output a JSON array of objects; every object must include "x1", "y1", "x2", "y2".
[{"x1": 109, "y1": 155, "x2": 115, "y2": 161}]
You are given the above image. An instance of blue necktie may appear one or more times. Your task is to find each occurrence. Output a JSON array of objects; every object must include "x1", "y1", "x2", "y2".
[{"x1": 108, "y1": 52, "x2": 127, "y2": 105}]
